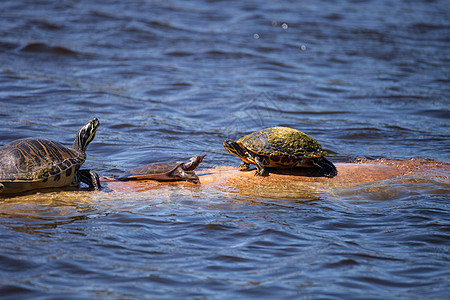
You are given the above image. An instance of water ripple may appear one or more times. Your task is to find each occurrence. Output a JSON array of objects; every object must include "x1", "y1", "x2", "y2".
[{"x1": 0, "y1": 0, "x2": 449, "y2": 299}]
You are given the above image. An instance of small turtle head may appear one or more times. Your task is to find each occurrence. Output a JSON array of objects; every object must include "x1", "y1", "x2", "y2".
[
  {"x1": 223, "y1": 140, "x2": 248, "y2": 159},
  {"x1": 73, "y1": 117, "x2": 100, "y2": 152},
  {"x1": 183, "y1": 154, "x2": 206, "y2": 171}
]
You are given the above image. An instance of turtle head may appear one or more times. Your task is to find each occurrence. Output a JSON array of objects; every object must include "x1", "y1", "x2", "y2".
[
  {"x1": 223, "y1": 140, "x2": 248, "y2": 159},
  {"x1": 183, "y1": 154, "x2": 206, "y2": 171},
  {"x1": 73, "y1": 117, "x2": 100, "y2": 152}
]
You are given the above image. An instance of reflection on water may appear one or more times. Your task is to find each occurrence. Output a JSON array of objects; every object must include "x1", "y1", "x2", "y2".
[
  {"x1": 1, "y1": 0, "x2": 449, "y2": 298},
  {"x1": 0, "y1": 192, "x2": 96, "y2": 235},
  {"x1": 1, "y1": 169, "x2": 449, "y2": 298}
]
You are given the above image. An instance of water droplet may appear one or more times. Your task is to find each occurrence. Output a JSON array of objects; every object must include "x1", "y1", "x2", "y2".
[
  {"x1": 282, "y1": 23, "x2": 288, "y2": 29},
  {"x1": 253, "y1": 33, "x2": 260, "y2": 39},
  {"x1": 300, "y1": 45, "x2": 307, "y2": 51}
]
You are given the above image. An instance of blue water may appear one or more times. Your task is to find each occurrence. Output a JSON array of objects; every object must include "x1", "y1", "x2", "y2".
[{"x1": 1, "y1": 0, "x2": 449, "y2": 299}]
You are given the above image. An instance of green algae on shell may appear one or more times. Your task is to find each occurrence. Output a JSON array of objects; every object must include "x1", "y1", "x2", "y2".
[{"x1": 238, "y1": 127, "x2": 326, "y2": 158}]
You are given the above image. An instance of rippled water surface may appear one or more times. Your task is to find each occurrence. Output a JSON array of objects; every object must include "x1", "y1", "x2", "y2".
[{"x1": 1, "y1": 0, "x2": 449, "y2": 299}]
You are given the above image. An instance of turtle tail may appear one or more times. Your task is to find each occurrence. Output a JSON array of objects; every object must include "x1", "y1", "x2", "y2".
[{"x1": 312, "y1": 157, "x2": 338, "y2": 178}]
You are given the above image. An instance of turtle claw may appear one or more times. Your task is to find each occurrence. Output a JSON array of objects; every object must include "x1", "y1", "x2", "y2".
[
  {"x1": 89, "y1": 170, "x2": 101, "y2": 190},
  {"x1": 77, "y1": 169, "x2": 101, "y2": 190},
  {"x1": 254, "y1": 169, "x2": 264, "y2": 176},
  {"x1": 253, "y1": 165, "x2": 266, "y2": 176},
  {"x1": 253, "y1": 156, "x2": 265, "y2": 176}
]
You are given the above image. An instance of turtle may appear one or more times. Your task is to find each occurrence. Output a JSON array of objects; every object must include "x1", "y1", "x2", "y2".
[
  {"x1": 118, "y1": 155, "x2": 206, "y2": 184},
  {"x1": 0, "y1": 117, "x2": 101, "y2": 195},
  {"x1": 223, "y1": 126, "x2": 337, "y2": 178}
]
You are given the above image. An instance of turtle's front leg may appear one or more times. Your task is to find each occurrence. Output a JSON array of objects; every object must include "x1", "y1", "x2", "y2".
[
  {"x1": 253, "y1": 156, "x2": 265, "y2": 176},
  {"x1": 77, "y1": 169, "x2": 101, "y2": 190},
  {"x1": 89, "y1": 170, "x2": 101, "y2": 190}
]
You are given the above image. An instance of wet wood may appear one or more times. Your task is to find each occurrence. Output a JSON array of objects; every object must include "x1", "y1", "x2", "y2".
[
  {"x1": 2, "y1": 159, "x2": 448, "y2": 196},
  {"x1": 103, "y1": 159, "x2": 450, "y2": 194}
]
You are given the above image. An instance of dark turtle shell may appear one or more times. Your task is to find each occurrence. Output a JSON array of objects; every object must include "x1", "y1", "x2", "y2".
[
  {"x1": 118, "y1": 155, "x2": 205, "y2": 184},
  {"x1": 0, "y1": 138, "x2": 85, "y2": 182},
  {"x1": 239, "y1": 127, "x2": 327, "y2": 160},
  {"x1": 0, "y1": 118, "x2": 100, "y2": 194},
  {"x1": 0, "y1": 138, "x2": 85, "y2": 194}
]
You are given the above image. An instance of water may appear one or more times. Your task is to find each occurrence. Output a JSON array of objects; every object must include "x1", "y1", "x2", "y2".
[{"x1": 0, "y1": 0, "x2": 449, "y2": 298}]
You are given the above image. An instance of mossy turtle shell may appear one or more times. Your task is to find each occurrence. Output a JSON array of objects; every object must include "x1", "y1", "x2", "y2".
[{"x1": 238, "y1": 127, "x2": 327, "y2": 159}]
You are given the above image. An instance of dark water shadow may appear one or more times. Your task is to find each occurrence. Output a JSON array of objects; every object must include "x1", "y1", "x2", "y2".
[
  {"x1": 265, "y1": 167, "x2": 324, "y2": 177},
  {"x1": 0, "y1": 185, "x2": 98, "y2": 199}
]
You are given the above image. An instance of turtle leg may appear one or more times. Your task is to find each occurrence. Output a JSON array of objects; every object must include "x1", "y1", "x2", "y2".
[
  {"x1": 170, "y1": 167, "x2": 200, "y2": 184},
  {"x1": 77, "y1": 169, "x2": 102, "y2": 190},
  {"x1": 312, "y1": 157, "x2": 338, "y2": 178},
  {"x1": 253, "y1": 156, "x2": 265, "y2": 176},
  {"x1": 184, "y1": 171, "x2": 200, "y2": 184},
  {"x1": 238, "y1": 162, "x2": 251, "y2": 171}
]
